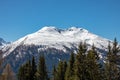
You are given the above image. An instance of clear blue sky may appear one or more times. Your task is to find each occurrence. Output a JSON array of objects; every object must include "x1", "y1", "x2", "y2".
[{"x1": 0, "y1": 0, "x2": 120, "y2": 42}]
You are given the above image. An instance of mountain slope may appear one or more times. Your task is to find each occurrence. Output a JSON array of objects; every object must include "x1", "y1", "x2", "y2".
[
  {"x1": 3, "y1": 27, "x2": 109, "y2": 57},
  {"x1": 2, "y1": 26, "x2": 111, "y2": 72},
  {"x1": 0, "y1": 38, "x2": 9, "y2": 50}
]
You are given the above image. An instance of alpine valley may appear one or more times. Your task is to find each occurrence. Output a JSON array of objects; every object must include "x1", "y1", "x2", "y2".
[{"x1": 1, "y1": 26, "x2": 112, "y2": 72}]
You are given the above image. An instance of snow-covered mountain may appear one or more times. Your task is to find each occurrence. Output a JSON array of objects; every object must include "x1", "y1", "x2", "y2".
[{"x1": 2, "y1": 26, "x2": 111, "y2": 72}]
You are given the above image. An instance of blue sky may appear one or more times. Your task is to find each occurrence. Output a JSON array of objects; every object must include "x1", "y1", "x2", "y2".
[{"x1": 0, "y1": 0, "x2": 120, "y2": 42}]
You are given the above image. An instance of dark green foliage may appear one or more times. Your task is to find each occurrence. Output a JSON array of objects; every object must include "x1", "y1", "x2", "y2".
[
  {"x1": 52, "y1": 65, "x2": 57, "y2": 80},
  {"x1": 73, "y1": 43, "x2": 102, "y2": 80},
  {"x1": 18, "y1": 55, "x2": 49, "y2": 80},
  {"x1": 36, "y1": 55, "x2": 49, "y2": 80},
  {"x1": 112, "y1": 38, "x2": 120, "y2": 55},
  {"x1": 65, "y1": 53, "x2": 75, "y2": 80},
  {"x1": 104, "y1": 38, "x2": 120, "y2": 80},
  {"x1": 17, "y1": 65, "x2": 24, "y2": 80},
  {"x1": 17, "y1": 58, "x2": 37, "y2": 80},
  {"x1": 23, "y1": 60, "x2": 32, "y2": 80},
  {"x1": 74, "y1": 42, "x2": 87, "y2": 80},
  {"x1": 31, "y1": 56, "x2": 37, "y2": 80},
  {"x1": 55, "y1": 61, "x2": 67, "y2": 80},
  {"x1": 85, "y1": 45, "x2": 101, "y2": 80},
  {"x1": 63, "y1": 61, "x2": 67, "y2": 78},
  {"x1": 57, "y1": 61, "x2": 64, "y2": 80}
]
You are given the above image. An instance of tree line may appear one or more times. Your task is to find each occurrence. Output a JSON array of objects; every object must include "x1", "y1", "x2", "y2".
[{"x1": 0, "y1": 38, "x2": 120, "y2": 80}]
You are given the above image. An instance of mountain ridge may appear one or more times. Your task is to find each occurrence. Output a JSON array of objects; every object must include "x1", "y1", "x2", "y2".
[
  {"x1": 1, "y1": 26, "x2": 111, "y2": 72},
  {"x1": 0, "y1": 38, "x2": 10, "y2": 50}
]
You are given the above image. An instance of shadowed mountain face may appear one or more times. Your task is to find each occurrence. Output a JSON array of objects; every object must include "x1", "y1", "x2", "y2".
[
  {"x1": 0, "y1": 38, "x2": 10, "y2": 50},
  {"x1": 0, "y1": 38, "x2": 6, "y2": 46},
  {"x1": 1, "y1": 26, "x2": 110, "y2": 72}
]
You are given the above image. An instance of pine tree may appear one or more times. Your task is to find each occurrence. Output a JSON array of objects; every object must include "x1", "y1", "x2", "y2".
[
  {"x1": 24, "y1": 60, "x2": 32, "y2": 80},
  {"x1": 56, "y1": 61, "x2": 66, "y2": 80},
  {"x1": 74, "y1": 42, "x2": 87, "y2": 80},
  {"x1": 36, "y1": 55, "x2": 49, "y2": 80},
  {"x1": 17, "y1": 60, "x2": 32, "y2": 80},
  {"x1": 104, "y1": 42, "x2": 112, "y2": 80},
  {"x1": 85, "y1": 45, "x2": 101, "y2": 80},
  {"x1": 105, "y1": 39, "x2": 120, "y2": 80},
  {"x1": 17, "y1": 65, "x2": 25, "y2": 80},
  {"x1": 73, "y1": 43, "x2": 102, "y2": 80},
  {"x1": 52, "y1": 65, "x2": 57, "y2": 80},
  {"x1": 65, "y1": 53, "x2": 75, "y2": 80},
  {"x1": 31, "y1": 56, "x2": 37, "y2": 80},
  {"x1": 63, "y1": 61, "x2": 67, "y2": 79},
  {"x1": 112, "y1": 38, "x2": 120, "y2": 56}
]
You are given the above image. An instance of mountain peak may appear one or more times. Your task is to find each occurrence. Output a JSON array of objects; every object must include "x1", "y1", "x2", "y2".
[
  {"x1": 38, "y1": 26, "x2": 88, "y2": 34},
  {"x1": 40, "y1": 26, "x2": 56, "y2": 30},
  {"x1": 38, "y1": 26, "x2": 61, "y2": 33}
]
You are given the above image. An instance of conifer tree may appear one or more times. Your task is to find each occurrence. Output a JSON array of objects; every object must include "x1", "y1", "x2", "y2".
[
  {"x1": 104, "y1": 42, "x2": 112, "y2": 80},
  {"x1": 24, "y1": 60, "x2": 32, "y2": 80},
  {"x1": 85, "y1": 45, "x2": 101, "y2": 80},
  {"x1": 17, "y1": 65, "x2": 25, "y2": 80},
  {"x1": 18, "y1": 60, "x2": 32, "y2": 80},
  {"x1": 56, "y1": 61, "x2": 66, "y2": 80},
  {"x1": 74, "y1": 42, "x2": 87, "y2": 80},
  {"x1": 63, "y1": 61, "x2": 67, "y2": 78},
  {"x1": 52, "y1": 65, "x2": 57, "y2": 80},
  {"x1": 37, "y1": 55, "x2": 49, "y2": 80},
  {"x1": 65, "y1": 53, "x2": 75, "y2": 80},
  {"x1": 105, "y1": 39, "x2": 120, "y2": 80},
  {"x1": 31, "y1": 56, "x2": 37, "y2": 80}
]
